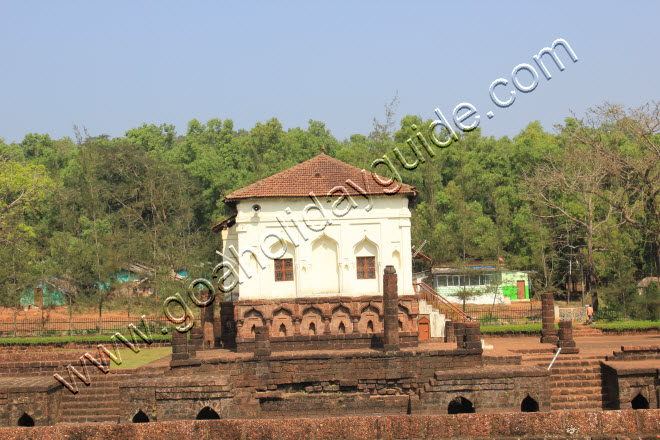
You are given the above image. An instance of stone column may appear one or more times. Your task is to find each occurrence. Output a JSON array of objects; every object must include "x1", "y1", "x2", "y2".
[
  {"x1": 200, "y1": 290, "x2": 215, "y2": 349},
  {"x1": 383, "y1": 265, "x2": 399, "y2": 352},
  {"x1": 464, "y1": 321, "x2": 482, "y2": 351},
  {"x1": 444, "y1": 319, "x2": 455, "y2": 343},
  {"x1": 540, "y1": 292, "x2": 558, "y2": 344},
  {"x1": 351, "y1": 316, "x2": 360, "y2": 334},
  {"x1": 454, "y1": 322, "x2": 466, "y2": 349},
  {"x1": 171, "y1": 330, "x2": 189, "y2": 362},
  {"x1": 254, "y1": 325, "x2": 271, "y2": 358},
  {"x1": 189, "y1": 326, "x2": 203, "y2": 358},
  {"x1": 556, "y1": 320, "x2": 579, "y2": 354}
]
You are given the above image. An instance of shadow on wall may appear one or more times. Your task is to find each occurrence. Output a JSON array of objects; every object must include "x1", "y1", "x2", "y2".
[
  {"x1": 632, "y1": 393, "x2": 650, "y2": 410},
  {"x1": 17, "y1": 413, "x2": 34, "y2": 427},
  {"x1": 196, "y1": 407, "x2": 220, "y2": 420},
  {"x1": 448, "y1": 396, "x2": 474, "y2": 414},
  {"x1": 132, "y1": 410, "x2": 149, "y2": 423}
]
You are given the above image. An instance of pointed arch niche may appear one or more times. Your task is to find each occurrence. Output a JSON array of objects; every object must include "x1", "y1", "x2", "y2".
[
  {"x1": 354, "y1": 236, "x2": 379, "y2": 294},
  {"x1": 311, "y1": 233, "x2": 340, "y2": 294}
]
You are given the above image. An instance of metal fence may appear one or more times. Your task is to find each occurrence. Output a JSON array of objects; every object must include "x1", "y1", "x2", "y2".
[
  {"x1": 0, "y1": 316, "x2": 199, "y2": 338},
  {"x1": 593, "y1": 308, "x2": 625, "y2": 322},
  {"x1": 462, "y1": 302, "x2": 543, "y2": 324}
]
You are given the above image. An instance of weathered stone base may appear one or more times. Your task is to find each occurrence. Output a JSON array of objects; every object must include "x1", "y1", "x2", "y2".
[
  {"x1": 1, "y1": 410, "x2": 659, "y2": 439},
  {"x1": 602, "y1": 345, "x2": 660, "y2": 410},
  {"x1": 0, "y1": 377, "x2": 61, "y2": 427},
  {"x1": 221, "y1": 295, "x2": 421, "y2": 351}
]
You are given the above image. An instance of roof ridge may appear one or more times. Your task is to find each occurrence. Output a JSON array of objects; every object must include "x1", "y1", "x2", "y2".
[
  {"x1": 223, "y1": 152, "x2": 417, "y2": 202},
  {"x1": 228, "y1": 154, "x2": 324, "y2": 195}
]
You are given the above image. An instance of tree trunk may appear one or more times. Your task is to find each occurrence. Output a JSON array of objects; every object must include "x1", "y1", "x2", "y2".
[{"x1": 69, "y1": 295, "x2": 73, "y2": 337}]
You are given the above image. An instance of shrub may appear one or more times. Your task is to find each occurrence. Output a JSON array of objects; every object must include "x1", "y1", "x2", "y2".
[
  {"x1": 481, "y1": 323, "x2": 543, "y2": 334},
  {"x1": 592, "y1": 320, "x2": 660, "y2": 332},
  {"x1": 478, "y1": 314, "x2": 500, "y2": 324}
]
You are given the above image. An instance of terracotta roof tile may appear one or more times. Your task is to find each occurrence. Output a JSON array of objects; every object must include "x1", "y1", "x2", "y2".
[{"x1": 223, "y1": 153, "x2": 417, "y2": 202}]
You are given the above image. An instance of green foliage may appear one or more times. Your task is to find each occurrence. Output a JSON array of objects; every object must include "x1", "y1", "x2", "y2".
[
  {"x1": 635, "y1": 282, "x2": 660, "y2": 321},
  {"x1": 477, "y1": 314, "x2": 500, "y2": 324},
  {"x1": 480, "y1": 323, "x2": 543, "y2": 334},
  {"x1": 591, "y1": 320, "x2": 660, "y2": 332},
  {"x1": 1, "y1": 101, "x2": 659, "y2": 318}
]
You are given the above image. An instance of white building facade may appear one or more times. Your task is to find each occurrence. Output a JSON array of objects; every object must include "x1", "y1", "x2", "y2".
[{"x1": 214, "y1": 153, "x2": 418, "y2": 301}]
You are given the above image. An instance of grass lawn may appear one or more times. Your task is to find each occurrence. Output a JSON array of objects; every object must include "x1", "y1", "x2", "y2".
[
  {"x1": 591, "y1": 320, "x2": 660, "y2": 332},
  {"x1": 109, "y1": 346, "x2": 171, "y2": 370},
  {"x1": 481, "y1": 323, "x2": 543, "y2": 334}
]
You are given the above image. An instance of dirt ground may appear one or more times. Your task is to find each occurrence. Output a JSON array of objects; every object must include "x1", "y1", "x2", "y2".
[{"x1": 0, "y1": 306, "x2": 134, "y2": 321}]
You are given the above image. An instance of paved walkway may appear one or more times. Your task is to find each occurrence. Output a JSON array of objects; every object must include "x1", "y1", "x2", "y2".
[{"x1": 484, "y1": 333, "x2": 660, "y2": 359}]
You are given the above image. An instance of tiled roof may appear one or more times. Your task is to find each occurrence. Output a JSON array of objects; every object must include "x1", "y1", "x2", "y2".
[
  {"x1": 211, "y1": 214, "x2": 237, "y2": 233},
  {"x1": 223, "y1": 152, "x2": 418, "y2": 202}
]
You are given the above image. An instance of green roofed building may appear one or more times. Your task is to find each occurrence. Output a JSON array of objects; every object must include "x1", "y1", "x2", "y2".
[
  {"x1": 21, "y1": 280, "x2": 68, "y2": 307},
  {"x1": 428, "y1": 262, "x2": 535, "y2": 304}
]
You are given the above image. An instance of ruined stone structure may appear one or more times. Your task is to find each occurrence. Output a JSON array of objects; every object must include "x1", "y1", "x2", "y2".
[
  {"x1": 602, "y1": 345, "x2": 660, "y2": 410},
  {"x1": 219, "y1": 293, "x2": 420, "y2": 352},
  {"x1": 540, "y1": 292, "x2": 558, "y2": 344},
  {"x1": 556, "y1": 319, "x2": 579, "y2": 354}
]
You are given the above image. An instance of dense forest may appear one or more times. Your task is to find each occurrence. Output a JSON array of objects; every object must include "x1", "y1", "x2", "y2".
[{"x1": 1, "y1": 100, "x2": 659, "y2": 320}]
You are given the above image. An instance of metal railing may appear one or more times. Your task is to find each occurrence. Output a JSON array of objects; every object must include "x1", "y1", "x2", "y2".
[
  {"x1": 463, "y1": 303, "x2": 542, "y2": 324},
  {"x1": 414, "y1": 282, "x2": 543, "y2": 324},
  {"x1": 0, "y1": 316, "x2": 200, "y2": 338},
  {"x1": 414, "y1": 282, "x2": 470, "y2": 323}
]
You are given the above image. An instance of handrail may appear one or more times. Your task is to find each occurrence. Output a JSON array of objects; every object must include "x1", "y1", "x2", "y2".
[{"x1": 413, "y1": 281, "x2": 470, "y2": 323}]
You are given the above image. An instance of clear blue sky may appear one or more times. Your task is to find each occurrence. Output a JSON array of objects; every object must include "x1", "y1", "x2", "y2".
[{"x1": 0, "y1": 1, "x2": 658, "y2": 143}]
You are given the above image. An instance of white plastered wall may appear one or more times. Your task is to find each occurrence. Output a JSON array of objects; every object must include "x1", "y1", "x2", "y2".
[{"x1": 219, "y1": 194, "x2": 414, "y2": 300}]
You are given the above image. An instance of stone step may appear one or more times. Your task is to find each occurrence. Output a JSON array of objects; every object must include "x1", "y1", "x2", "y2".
[
  {"x1": 551, "y1": 374, "x2": 600, "y2": 381},
  {"x1": 552, "y1": 392, "x2": 603, "y2": 402},
  {"x1": 60, "y1": 407, "x2": 120, "y2": 417},
  {"x1": 60, "y1": 387, "x2": 122, "y2": 394},
  {"x1": 551, "y1": 401, "x2": 603, "y2": 410},
  {"x1": 551, "y1": 359, "x2": 599, "y2": 366},
  {"x1": 550, "y1": 365, "x2": 600, "y2": 372},
  {"x1": 551, "y1": 387, "x2": 603, "y2": 396},
  {"x1": 60, "y1": 400, "x2": 121, "y2": 410},
  {"x1": 550, "y1": 370, "x2": 600, "y2": 376},
  {"x1": 58, "y1": 414, "x2": 120, "y2": 424},
  {"x1": 528, "y1": 356, "x2": 582, "y2": 364},
  {"x1": 550, "y1": 374, "x2": 601, "y2": 381},
  {"x1": 62, "y1": 390, "x2": 119, "y2": 402},
  {"x1": 549, "y1": 379, "x2": 602, "y2": 388}
]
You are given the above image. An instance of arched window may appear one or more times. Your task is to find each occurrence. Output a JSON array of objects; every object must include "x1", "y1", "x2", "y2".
[
  {"x1": 132, "y1": 410, "x2": 149, "y2": 423},
  {"x1": 367, "y1": 320, "x2": 374, "y2": 333},
  {"x1": 196, "y1": 406, "x2": 221, "y2": 420},
  {"x1": 17, "y1": 412, "x2": 34, "y2": 427},
  {"x1": 279, "y1": 323, "x2": 287, "y2": 337},
  {"x1": 448, "y1": 396, "x2": 474, "y2": 414},
  {"x1": 309, "y1": 322, "x2": 316, "y2": 335},
  {"x1": 632, "y1": 393, "x2": 649, "y2": 410},
  {"x1": 521, "y1": 395, "x2": 539, "y2": 412},
  {"x1": 338, "y1": 322, "x2": 346, "y2": 334}
]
